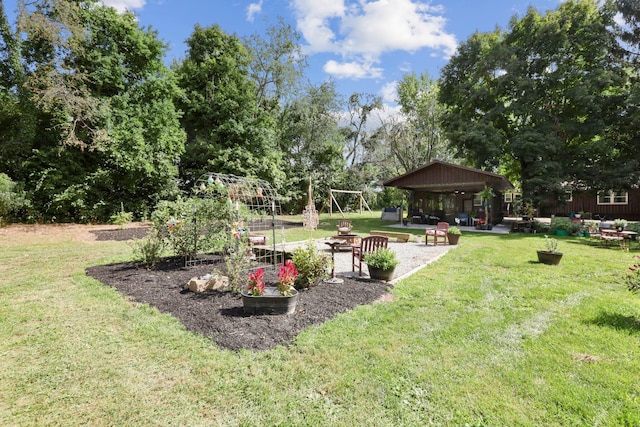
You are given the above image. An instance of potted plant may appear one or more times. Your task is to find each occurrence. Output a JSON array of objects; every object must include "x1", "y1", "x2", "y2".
[
  {"x1": 447, "y1": 226, "x2": 462, "y2": 245},
  {"x1": 363, "y1": 247, "x2": 399, "y2": 281},
  {"x1": 241, "y1": 261, "x2": 300, "y2": 315},
  {"x1": 537, "y1": 235, "x2": 563, "y2": 265},
  {"x1": 613, "y1": 218, "x2": 628, "y2": 232}
]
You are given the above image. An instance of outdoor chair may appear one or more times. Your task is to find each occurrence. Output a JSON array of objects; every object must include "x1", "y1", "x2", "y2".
[
  {"x1": 352, "y1": 235, "x2": 389, "y2": 277},
  {"x1": 337, "y1": 219, "x2": 353, "y2": 235},
  {"x1": 457, "y1": 213, "x2": 469, "y2": 226},
  {"x1": 425, "y1": 222, "x2": 449, "y2": 246}
]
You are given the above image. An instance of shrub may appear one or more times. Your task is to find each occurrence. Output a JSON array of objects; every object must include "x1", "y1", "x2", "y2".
[
  {"x1": 0, "y1": 173, "x2": 29, "y2": 226},
  {"x1": 549, "y1": 217, "x2": 571, "y2": 233},
  {"x1": 130, "y1": 229, "x2": 166, "y2": 269},
  {"x1": 291, "y1": 241, "x2": 330, "y2": 289},
  {"x1": 363, "y1": 247, "x2": 399, "y2": 270},
  {"x1": 110, "y1": 202, "x2": 133, "y2": 228},
  {"x1": 225, "y1": 239, "x2": 253, "y2": 293}
]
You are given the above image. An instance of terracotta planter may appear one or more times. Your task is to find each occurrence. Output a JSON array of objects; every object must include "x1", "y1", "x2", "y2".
[
  {"x1": 241, "y1": 287, "x2": 299, "y2": 315},
  {"x1": 447, "y1": 233, "x2": 461, "y2": 245},
  {"x1": 537, "y1": 250, "x2": 563, "y2": 265},
  {"x1": 367, "y1": 265, "x2": 396, "y2": 281}
]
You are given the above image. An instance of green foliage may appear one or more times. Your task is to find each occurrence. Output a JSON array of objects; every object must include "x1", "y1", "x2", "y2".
[
  {"x1": 151, "y1": 196, "x2": 232, "y2": 258},
  {"x1": 175, "y1": 24, "x2": 283, "y2": 188},
  {"x1": 447, "y1": 226, "x2": 461, "y2": 235},
  {"x1": 225, "y1": 239, "x2": 253, "y2": 293},
  {"x1": 130, "y1": 229, "x2": 166, "y2": 269},
  {"x1": 291, "y1": 240, "x2": 330, "y2": 288},
  {"x1": 549, "y1": 217, "x2": 572, "y2": 233},
  {"x1": 7, "y1": 0, "x2": 184, "y2": 222},
  {"x1": 110, "y1": 203, "x2": 133, "y2": 227},
  {"x1": 363, "y1": 247, "x2": 399, "y2": 270},
  {"x1": 439, "y1": 0, "x2": 634, "y2": 206},
  {"x1": 0, "y1": 173, "x2": 29, "y2": 225},
  {"x1": 543, "y1": 235, "x2": 559, "y2": 253},
  {"x1": 614, "y1": 218, "x2": 628, "y2": 229}
]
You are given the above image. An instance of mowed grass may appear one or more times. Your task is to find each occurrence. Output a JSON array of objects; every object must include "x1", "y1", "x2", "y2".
[{"x1": 1, "y1": 218, "x2": 640, "y2": 426}]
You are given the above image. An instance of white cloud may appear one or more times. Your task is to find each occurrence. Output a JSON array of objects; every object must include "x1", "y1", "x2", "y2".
[
  {"x1": 101, "y1": 0, "x2": 145, "y2": 13},
  {"x1": 292, "y1": 0, "x2": 457, "y2": 80},
  {"x1": 247, "y1": 0, "x2": 264, "y2": 23},
  {"x1": 323, "y1": 59, "x2": 383, "y2": 79},
  {"x1": 380, "y1": 80, "x2": 398, "y2": 104}
]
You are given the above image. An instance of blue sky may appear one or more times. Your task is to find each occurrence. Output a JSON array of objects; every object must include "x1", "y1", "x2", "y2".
[{"x1": 4, "y1": 0, "x2": 565, "y2": 105}]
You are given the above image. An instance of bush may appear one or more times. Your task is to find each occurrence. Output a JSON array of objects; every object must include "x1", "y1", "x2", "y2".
[
  {"x1": 291, "y1": 241, "x2": 330, "y2": 288},
  {"x1": 363, "y1": 247, "x2": 399, "y2": 270},
  {"x1": 0, "y1": 173, "x2": 29, "y2": 226},
  {"x1": 549, "y1": 217, "x2": 571, "y2": 233},
  {"x1": 130, "y1": 229, "x2": 166, "y2": 269},
  {"x1": 110, "y1": 202, "x2": 133, "y2": 228},
  {"x1": 225, "y1": 239, "x2": 254, "y2": 293}
]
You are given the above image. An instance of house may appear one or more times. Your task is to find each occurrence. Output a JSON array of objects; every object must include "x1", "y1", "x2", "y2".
[
  {"x1": 542, "y1": 189, "x2": 640, "y2": 221},
  {"x1": 383, "y1": 160, "x2": 514, "y2": 225}
]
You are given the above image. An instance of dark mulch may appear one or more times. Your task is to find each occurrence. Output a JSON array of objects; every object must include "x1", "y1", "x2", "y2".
[
  {"x1": 91, "y1": 227, "x2": 151, "y2": 241},
  {"x1": 85, "y1": 228, "x2": 391, "y2": 351}
]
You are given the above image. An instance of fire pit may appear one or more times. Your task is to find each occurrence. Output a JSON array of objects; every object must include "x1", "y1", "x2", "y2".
[{"x1": 330, "y1": 234, "x2": 360, "y2": 250}]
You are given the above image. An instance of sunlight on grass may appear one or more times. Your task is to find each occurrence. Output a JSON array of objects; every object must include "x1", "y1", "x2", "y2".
[{"x1": 2, "y1": 223, "x2": 640, "y2": 425}]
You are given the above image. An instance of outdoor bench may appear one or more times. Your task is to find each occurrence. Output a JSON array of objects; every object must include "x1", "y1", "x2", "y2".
[{"x1": 369, "y1": 230, "x2": 412, "y2": 243}]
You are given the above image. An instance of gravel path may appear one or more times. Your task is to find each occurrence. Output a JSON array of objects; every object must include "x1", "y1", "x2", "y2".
[{"x1": 290, "y1": 238, "x2": 454, "y2": 283}]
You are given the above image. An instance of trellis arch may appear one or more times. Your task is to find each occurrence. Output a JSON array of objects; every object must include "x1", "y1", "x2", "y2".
[{"x1": 191, "y1": 172, "x2": 285, "y2": 269}]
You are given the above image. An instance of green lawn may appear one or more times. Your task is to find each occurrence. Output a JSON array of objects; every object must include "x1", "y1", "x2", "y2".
[{"x1": 2, "y1": 217, "x2": 640, "y2": 426}]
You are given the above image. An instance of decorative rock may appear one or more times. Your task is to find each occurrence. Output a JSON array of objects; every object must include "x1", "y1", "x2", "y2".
[{"x1": 185, "y1": 275, "x2": 229, "y2": 292}]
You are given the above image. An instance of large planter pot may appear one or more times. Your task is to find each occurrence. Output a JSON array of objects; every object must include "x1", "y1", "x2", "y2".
[
  {"x1": 537, "y1": 250, "x2": 563, "y2": 265},
  {"x1": 555, "y1": 230, "x2": 568, "y2": 236},
  {"x1": 447, "y1": 233, "x2": 461, "y2": 245},
  {"x1": 241, "y1": 287, "x2": 299, "y2": 315},
  {"x1": 367, "y1": 265, "x2": 396, "y2": 281}
]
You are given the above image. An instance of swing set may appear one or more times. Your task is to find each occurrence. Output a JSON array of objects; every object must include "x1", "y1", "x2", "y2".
[{"x1": 328, "y1": 188, "x2": 373, "y2": 217}]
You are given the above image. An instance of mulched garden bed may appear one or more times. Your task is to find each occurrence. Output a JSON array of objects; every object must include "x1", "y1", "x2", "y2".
[{"x1": 86, "y1": 239, "x2": 391, "y2": 351}]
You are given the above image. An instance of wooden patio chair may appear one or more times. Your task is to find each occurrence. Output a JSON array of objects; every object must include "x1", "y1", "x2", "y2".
[
  {"x1": 425, "y1": 222, "x2": 449, "y2": 246},
  {"x1": 352, "y1": 235, "x2": 389, "y2": 277},
  {"x1": 337, "y1": 219, "x2": 353, "y2": 235}
]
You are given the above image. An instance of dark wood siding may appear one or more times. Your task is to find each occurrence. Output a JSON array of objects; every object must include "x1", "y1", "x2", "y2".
[{"x1": 541, "y1": 190, "x2": 640, "y2": 221}]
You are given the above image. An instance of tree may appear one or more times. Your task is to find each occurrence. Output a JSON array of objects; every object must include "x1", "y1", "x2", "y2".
[
  {"x1": 277, "y1": 81, "x2": 345, "y2": 212},
  {"x1": 243, "y1": 17, "x2": 307, "y2": 111},
  {"x1": 343, "y1": 92, "x2": 382, "y2": 167},
  {"x1": 175, "y1": 24, "x2": 283, "y2": 189},
  {"x1": 615, "y1": 0, "x2": 640, "y2": 62},
  {"x1": 394, "y1": 72, "x2": 450, "y2": 171},
  {"x1": 439, "y1": 0, "x2": 632, "y2": 208},
  {"x1": 11, "y1": 0, "x2": 185, "y2": 221}
]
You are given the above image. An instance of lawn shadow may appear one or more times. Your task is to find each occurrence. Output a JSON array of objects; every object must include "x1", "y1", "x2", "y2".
[{"x1": 588, "y1": 311, "x2": 640, "y2": 334}]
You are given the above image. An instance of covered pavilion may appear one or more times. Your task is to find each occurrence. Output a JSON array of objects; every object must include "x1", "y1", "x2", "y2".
[{"x1": 383, "y1": 160, "x2": 514, "y2": 225}]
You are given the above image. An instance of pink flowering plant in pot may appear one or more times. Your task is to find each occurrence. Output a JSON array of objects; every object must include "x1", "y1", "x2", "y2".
[
  {"x1": 277, "y1": 260, "x2": 298, "y2": 296},
  {"x1": 247, "y1": 268, "x2": 266, "y2": 296}
]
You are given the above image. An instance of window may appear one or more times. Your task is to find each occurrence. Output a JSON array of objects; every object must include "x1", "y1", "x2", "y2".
[
  {"x1": 565, "y1": 191, "x2": 573, "y2": 202},
  {"x1": 473, "y1": 194, "x2": 483, "y2": 206},
  {"x1": 503, "y1": 192, "x2": 522, "y2": 203},
  {"x1": 597, "y1": 190, "x2": 628, "y2": 205}
]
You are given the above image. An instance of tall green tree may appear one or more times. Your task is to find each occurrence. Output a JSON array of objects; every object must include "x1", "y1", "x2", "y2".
[
  {"x1": 175, "y1": 24, "x2": 283, "y2": 189},
  {"x1": 439, "y1": 0, "x2": 631, "y2": 208},
  {"x1": 243, "y1": 17, "x2": 307, "y2": 111},
  {"x1": 394, "y1": 72, "x2": 449, "y2": 171},
  {"x1": 278, "y1": 81, "x2": 345, "y2": 212},
  {"x1": 12, "y1": 0, "x2": 184, "y2": 221}
]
